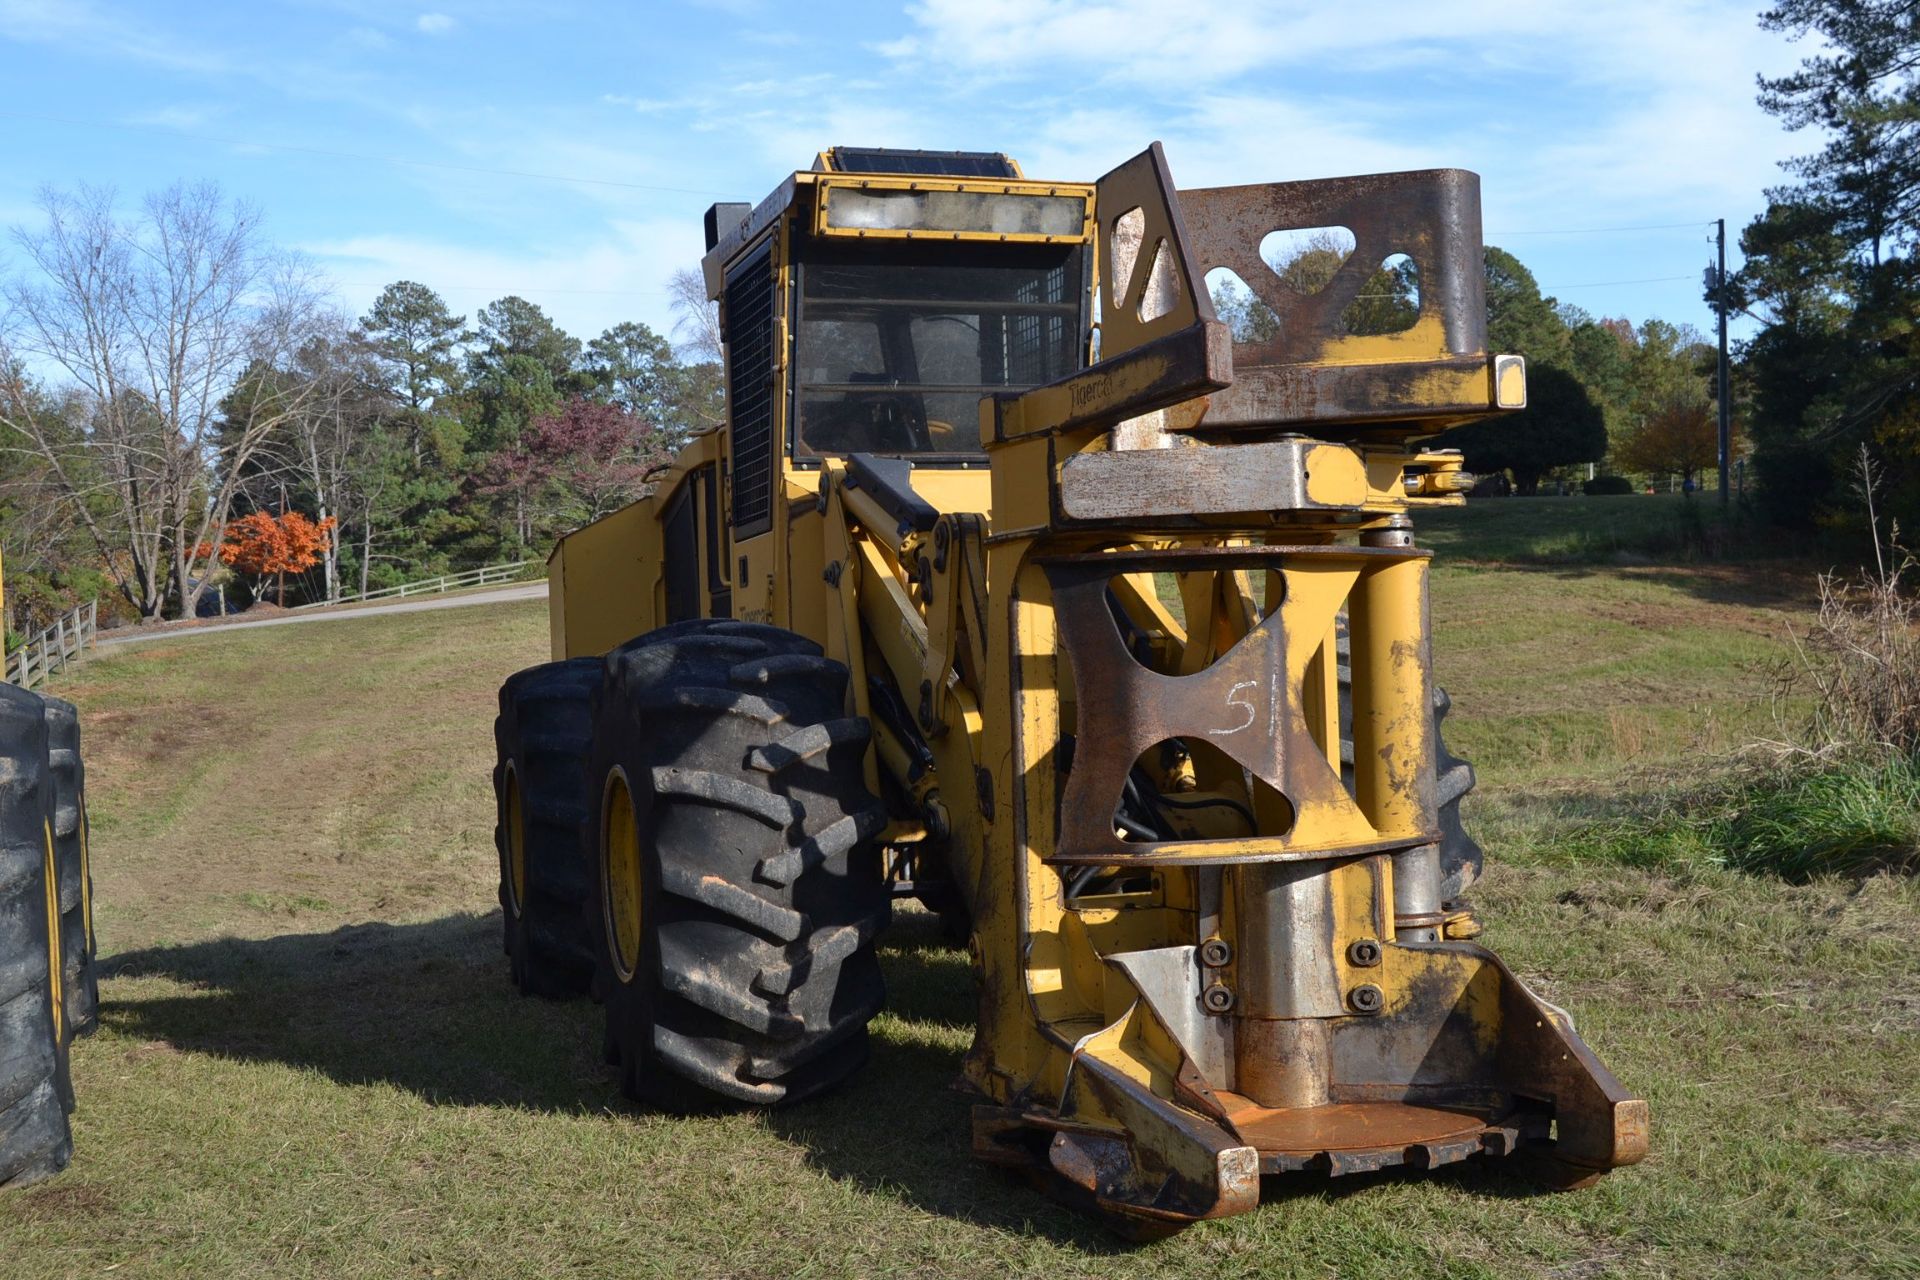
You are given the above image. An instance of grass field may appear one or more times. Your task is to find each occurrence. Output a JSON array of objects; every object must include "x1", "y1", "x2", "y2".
[{"x1": 4, "y1": 499, "x2": 1916, "y2": 1278}]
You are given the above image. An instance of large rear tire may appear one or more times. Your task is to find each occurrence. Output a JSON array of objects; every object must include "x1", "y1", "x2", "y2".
[
  {"x1": 42, "y1": 696, "x2": 96, "y2": 1039},
  {"x1": 588, "y1": 620, "x2": 890, "y2": 1109},
  {"x1": 1336, "y1": 637, "x2": 1481, "y2": 903},
  {"x1": 0, "y1": 683, "x2": 71, "y2": 1190},
  {"x1": 493, "y1": 659, "x2": 599, "y2": 998},
  {"x1": 1429, "y1": 685, "x2": 1481, "y2": 904}
]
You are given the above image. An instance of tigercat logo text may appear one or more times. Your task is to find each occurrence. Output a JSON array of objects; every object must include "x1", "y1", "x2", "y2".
[{"x1": 1070, "y1": 374, "x2": 1114, "y2": 412}]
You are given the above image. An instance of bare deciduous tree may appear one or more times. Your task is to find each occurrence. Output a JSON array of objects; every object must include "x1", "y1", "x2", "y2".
[
  {"x1": 668, "y1": 267, "x2": 722, "y2": 362},
  {"x1": 244, "y1": 320, "x2": 393, "y2": 602},
  {"x1": 0, "y1": 183, "x2": 325, "y2": 619}
]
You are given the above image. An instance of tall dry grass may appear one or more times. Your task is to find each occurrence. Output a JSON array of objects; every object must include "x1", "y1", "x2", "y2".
[
  {"x1": 1561, "y1": 450, "x2": 1920, "y2": 880},
  {"x1": 1775, "y1": 448, "x2": 1920, "y2": 760}
]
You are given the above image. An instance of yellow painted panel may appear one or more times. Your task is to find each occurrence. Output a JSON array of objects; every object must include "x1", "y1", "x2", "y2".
[
  {"x1": 734, "y1": 532, "x2": 775, "y2": 624},
  {"x1": 907, "y1": 467, "x2": 994, "y2": 517},
  {"x1": 988, "y1": 437, "x2": 1054, "y2": 535},
  {"x1": 785, "y1": 504, "x2": 829, "y2": 646},
  {"x1": 548, "y1": 496, "x2": 662, "y2": 659},
  {"x1": 1302, "y1": 444, "x2": 1367, "y2": 506}
]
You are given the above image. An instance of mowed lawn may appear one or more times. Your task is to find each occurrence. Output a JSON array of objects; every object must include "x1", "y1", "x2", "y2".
[{"x1": 4, "y1": 498, "x2": 1916, "y2": 1278}]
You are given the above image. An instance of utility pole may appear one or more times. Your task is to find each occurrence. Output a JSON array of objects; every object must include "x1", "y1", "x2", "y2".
[{"x1": 1714, "y1": 218, "x2": 1731, "y2": 505}]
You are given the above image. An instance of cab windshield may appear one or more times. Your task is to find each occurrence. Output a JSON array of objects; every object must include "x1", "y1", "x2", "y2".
[{"x1": 792, "y1": 240, "x2": 1084, "y2": 458}]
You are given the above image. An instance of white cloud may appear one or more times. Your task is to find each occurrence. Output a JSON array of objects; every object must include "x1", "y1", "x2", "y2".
[
  {"x1": 415, "y1": 12, "x2": 454, "y2": 35},
  {"x1": 883, "y1": 0, "x2": 1769, "y2": 86},
  {"x1": 871, "y1": 1, "x2": 1808, "y2": 236},
  {"x1": 0, "y1": 0, "x2": 230, "y2": 73}
]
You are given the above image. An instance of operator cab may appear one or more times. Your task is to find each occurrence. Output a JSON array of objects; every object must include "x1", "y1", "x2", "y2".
[
  {"x1": 702, "y1": 146, "x2": 1095, "y2": 483},
  {"x1": 792, "y1": 238, "x2": 1083, "y2": 459}
]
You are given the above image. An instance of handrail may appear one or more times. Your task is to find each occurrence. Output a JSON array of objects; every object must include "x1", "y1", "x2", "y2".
[
  {"x1": 5, "y1": 599, "x2": 98, "y2": 690},
  {"x1": 291, "y1": 560, "x2": 539, "y2": 610}
]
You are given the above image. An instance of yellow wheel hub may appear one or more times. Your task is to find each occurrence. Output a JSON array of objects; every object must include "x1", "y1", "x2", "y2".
[
  {"x1": 43, "y1": 817, "x2": 62, "y2": 1045},
  {"x1": 602, "y1": 770, "x2": 644, "y2": 984},
  {"x1": 504, "y1": 767, "x2": 527, "y2": 916}
]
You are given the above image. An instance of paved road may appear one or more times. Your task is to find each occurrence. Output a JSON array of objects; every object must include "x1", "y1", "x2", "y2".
[{"x1": 95, "y1": 581, "x2": 549, "y2": 648}]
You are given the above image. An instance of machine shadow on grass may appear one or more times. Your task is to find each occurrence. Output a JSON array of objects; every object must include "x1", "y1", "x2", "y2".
[
  {"x1": 101, "y1": 908, "x2": 1558, "y2": 1245},
  {"x1": 101, "y1": 913, "x2": 618, "y2": 1114}
]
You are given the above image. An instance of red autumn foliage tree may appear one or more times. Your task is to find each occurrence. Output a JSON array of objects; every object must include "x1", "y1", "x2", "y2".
[
  {"x1": 480, "y1": 396, "x2": 671, "y2": 546},
  {"x1": 218, "y1": 510, "x2": 337, "y2": 605}
]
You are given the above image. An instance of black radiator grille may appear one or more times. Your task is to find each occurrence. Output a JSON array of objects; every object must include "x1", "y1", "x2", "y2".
[{"x1": 724, "y1": 242, "x2": 776, "y2": 537}]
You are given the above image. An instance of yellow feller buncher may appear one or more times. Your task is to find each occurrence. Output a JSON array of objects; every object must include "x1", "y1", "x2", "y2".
[{"x1": 493, "y1": 143, "x2": 1646, "y2": 1231}]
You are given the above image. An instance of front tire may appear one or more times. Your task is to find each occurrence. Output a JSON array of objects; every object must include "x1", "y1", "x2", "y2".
[{"x1": 588, "y1": 621, "x2": 890, "y2": 1109}]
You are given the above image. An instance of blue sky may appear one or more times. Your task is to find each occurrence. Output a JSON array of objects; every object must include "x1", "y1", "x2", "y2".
[{"x1": 0, "y1": 0, "x2": 1813, "y2": 349}]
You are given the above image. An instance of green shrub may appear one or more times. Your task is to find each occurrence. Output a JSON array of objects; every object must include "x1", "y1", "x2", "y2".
[
  {"x1": 1555, "y1": 755, "x2": 1920, "y2": 880},
  {"x1": 1583, "y1": 475, "x2": 1636, "y2": 496}
]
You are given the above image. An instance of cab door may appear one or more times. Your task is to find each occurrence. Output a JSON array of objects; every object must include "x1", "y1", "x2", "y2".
[
  {"x1": 701, "y1": 464, "x2": 732, "y2": 619},
  {"x1": 660, "y1": 479, "x2": 699, "y2": 624}
]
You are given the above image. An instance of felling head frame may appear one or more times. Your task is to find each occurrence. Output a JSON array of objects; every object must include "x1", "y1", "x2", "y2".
[
  {"x1": 962, "y1": 141, "x2": 1641, "y2": 1227},
  {"x1": 1042, "y1": 544, "x2": 1434, "y2": 867}
]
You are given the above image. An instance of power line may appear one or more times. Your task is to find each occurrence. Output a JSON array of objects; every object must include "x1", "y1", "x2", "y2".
[
  {"x1": 335, "y1": 281, "x2": 671, "y2": 297},
  {"x1": 0, "y1": 110, "x2": 738, "y2": 199},
  {"x1": 10, "y1": 111, "x2": 1714, "y2": 229},
  {"x1": 11, "y1": 110, "x2": 1713, "y2": 303},
  {"x1": 12, "y1": 110, "x2": 1719, "y2": 243},
  {"x1": 1541, "y1": 273, "x2": 1698, "y2": 289},
  {"x1": 1487, "y1": 220, "x2": 1714, "y2": 236}
]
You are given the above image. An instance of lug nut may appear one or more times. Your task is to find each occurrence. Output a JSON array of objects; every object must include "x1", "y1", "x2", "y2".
[
  {"x1": 1202, "y1": 983, "x2": 1235, "y2": 1013},
  {"x1": 1348, "y1": 983, "x2": 1384, "y2": 1014},
  {"x1": 1347, "y1": 938, "x2": 1382, "y2": 968},
  {"x1": 1199, "y1": 938, "x2": 1233, "y2": 968}
]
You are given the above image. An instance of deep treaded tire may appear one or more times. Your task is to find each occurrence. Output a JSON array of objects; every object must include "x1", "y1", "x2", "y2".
[
  {"x1": 1336, "y1": 638, "x2": 1481, "y2": 904},
  {"x1": 588, "y1": 620, "x2": 889, "y2": 1109},
  {"x1": 1430, "y1": 686, "x2": 1482, "y2": 903},
  {"x1": 493, "y1": 659, "x2": 600, "y2": 997},
  {"x1": 0, "y1": 682, "x2": 71, "y2": 1189},
  {"x1": 42, "y1": 696, "x2": 96, "y2": 1039}
]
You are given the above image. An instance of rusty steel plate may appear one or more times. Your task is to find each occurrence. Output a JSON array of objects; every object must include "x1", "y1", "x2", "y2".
[{"x1": 1214, "y1": 1095, "x2": 1532, "y2": 1176}]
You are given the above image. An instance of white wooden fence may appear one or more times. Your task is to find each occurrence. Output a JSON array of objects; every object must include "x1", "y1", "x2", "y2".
[
  {"x1": 292, "y1": 559, "x2": 538, "y2": 610},
  {"x1": 5, "y1": 600, "x2": 98, "y2": 690}
]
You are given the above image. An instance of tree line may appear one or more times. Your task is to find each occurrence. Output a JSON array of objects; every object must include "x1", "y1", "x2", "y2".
[
  {"x1": 1210, "y1": 233, "x2": 1723, "y2": 496},
  {"x1": 1218, "y1": 0, "x2": 1920, "y2": 527},
  {"x1": 0, "y1": 184, "x2": 720, "y2": 631},
  {"x1": 5, "y1": 0, "x2": 1908, "y2": 637},
  {"x1": 1724, "y1": 0, "x2": 1919, "y2": 535},
  {"x1": 0, "y1": 187, "x2": 1718, "y2": 638}
]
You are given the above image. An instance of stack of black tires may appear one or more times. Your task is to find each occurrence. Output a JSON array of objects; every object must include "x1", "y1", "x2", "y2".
[{"x1": 0, "y1": 686, "x2": 96, "y2": 1190}]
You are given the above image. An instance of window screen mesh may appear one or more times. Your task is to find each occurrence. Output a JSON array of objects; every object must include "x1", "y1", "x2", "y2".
[
  {"x1": 793, "y1": 242, "x2": 1083, "y2": 457},
  {"x1": 832, "y1": 148, "x2": 1016, "y2": 178}
]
